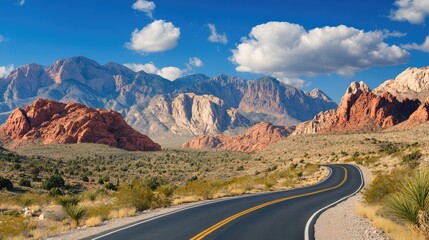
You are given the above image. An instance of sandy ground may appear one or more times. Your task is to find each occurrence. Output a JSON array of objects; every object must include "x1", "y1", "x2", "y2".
[{"x1": 314, "y1": 165, "x2": 390, "y2": 240}]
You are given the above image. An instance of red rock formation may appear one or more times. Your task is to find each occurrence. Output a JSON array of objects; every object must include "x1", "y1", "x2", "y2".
[
  {"x1": 0, "y1": 99, "x2": 161, "y2": 151},
  {"x1": 182, "y1": 122, "x2": 294, "y2": 152},
  {"x1": 401, "y1": 97, "x2": 429, "y2": 127},
  {"x1": 293, "y1": 81, "x2": 420, "y2": 134}
]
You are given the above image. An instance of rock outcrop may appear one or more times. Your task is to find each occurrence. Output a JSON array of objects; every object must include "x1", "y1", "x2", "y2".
[
  {"x1": 0, "y1": 99, "x2": 161, "y2": 151},
  {"x1": 374, "y1": 66, "x2": 429, "y2": 102},
  {"x1": 293, "y1": 81, "x2": 420, "y2": 134},
  {"x1": 126, "y1": 93, "x2": 251, "y2": 136},
  {"x1": 182, "y1": 122, "x2": 295, "y2": 152},
  {"x1": 401, "y1": 97, "x2": 429, "y2": 127}
]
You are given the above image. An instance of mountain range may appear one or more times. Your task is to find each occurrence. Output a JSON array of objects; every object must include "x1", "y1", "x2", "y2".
[
  {"x1": 0, "y1": 56, "x2": 337, "y2": 142},
  {"x1": 185, "y1": 66, "x2": 429, "y2": 152}
]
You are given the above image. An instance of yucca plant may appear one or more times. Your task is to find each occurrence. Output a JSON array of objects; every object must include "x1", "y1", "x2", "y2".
[
  {"x1": 389, "y1": 171, "x2": 429, "y2": 235},
  {"x1": 65, "y1": 204, "x2": 86, "y2": 227},
  {"x1": 56, "y1": 195, "x2": 80, "y2": 207}
]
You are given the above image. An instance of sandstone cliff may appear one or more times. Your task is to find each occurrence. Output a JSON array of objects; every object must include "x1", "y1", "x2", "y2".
[
  {"x1": 293, "y1": 81, "x2": 420, "y2": 134},
  {"x1": 400, "y1": 97, "x2": 429, "y2": 127},
  {"x1": 0, "y1": 99, "x2": 161, "y2": 151},
  {"x1": 182, "y1": 122, "x2": 295, "y2": 152}
]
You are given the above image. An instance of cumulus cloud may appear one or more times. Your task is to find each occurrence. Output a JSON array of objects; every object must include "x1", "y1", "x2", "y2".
[
  {"x1": 0, "y1": 65, "x2": 14, "y2": 78},
  {"x1": 208, "y1": 23, "x2": 227, "y2": 44},
  {"x1": 230, "y1": 21, "x2": 409, "y2": 87},
  {"x1": 390, "y1": 0, "x2": 429, "y2": 24},
  {"x1": 403, "y1": 35, "x2": 429, "y2": 52},
  {"x1": 123, "y1": 62, "x2": 183, "y2": 81},
  {"x1": 188, "y1": 57, "x2": 204, "y2": 67},
  {"x1": 126, "y1": 20, "x2": 180, "y2": 54},
  {"x1": 132, "y1": 0, "x2": 156, "y2": 19}
]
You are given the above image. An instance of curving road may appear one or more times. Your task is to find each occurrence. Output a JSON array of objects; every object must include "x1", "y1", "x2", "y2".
[{"x1": 88, "y1": 164, "x2": 363, "y2": 240}]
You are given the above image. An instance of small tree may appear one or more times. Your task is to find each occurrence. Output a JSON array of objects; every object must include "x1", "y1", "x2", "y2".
[
  {"x1": 0, "y1": 177, "x2": 13, "y2": 190},
  {"x1": 42, "y1": 175, "x2": 65, "y2": 190}
]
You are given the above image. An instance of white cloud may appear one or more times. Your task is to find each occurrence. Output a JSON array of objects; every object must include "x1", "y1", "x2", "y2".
[
  {"x1": 390, "y1": 0, "x2": 429, "y2": 24},
  {"x1": 403, "y1": 35, "x2": 429, "y2": 52},
  {"x1": 0, "y1": 65, "x2": 14, "y2": 78},
  {"x1": 132, "y1": 0, "x2": 156, "y2": 19},
  {"x1": 19, "y1": 0, "x2": 25, "y2": 5},
  {"x1": 123, "y1": 62, "x2": 182, "y2": 81},
  {"x1": 0, "y1": 35, "x2": 4, "y2": 43},
  {"x1": 158, "y1": 67, "x2": 183, "y2": 81},
  {"x1": 230, "y1": 22, "x2": 409, "y2": 87},
  {"x1": 208, "y1": 23, "x2": 227, "y2": 44},
  {"x1": 188, "y1": 57, "x2": 204, "y2": 67},
  {"x1": 126, "y1": 20, "x2": 180, "y2": 54}
]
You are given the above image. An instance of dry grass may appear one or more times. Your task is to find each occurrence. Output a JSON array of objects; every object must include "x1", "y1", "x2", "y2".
[
  {"x1": 85, "y1": 216, "x2": 102, "y2": 227},
  {"x1": 356, "y1": 203, "x2": 425, "y2": 240},
  {"x1": 108, "y1": 208, "x2": 136, "y2": 219}
]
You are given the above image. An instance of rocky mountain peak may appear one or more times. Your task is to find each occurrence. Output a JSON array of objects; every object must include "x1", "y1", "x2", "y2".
[{"x1": 373, "y1": 66, "x2": 429, "y2": 102}]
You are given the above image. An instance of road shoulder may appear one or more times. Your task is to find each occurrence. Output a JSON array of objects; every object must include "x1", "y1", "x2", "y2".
[{"x1": 314, "y1": 165, "x2": 389, "y2": 240}]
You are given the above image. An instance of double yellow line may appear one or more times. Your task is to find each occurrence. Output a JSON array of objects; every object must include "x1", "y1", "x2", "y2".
[{"x1": 190, "y1": 166, "x2": 348, "y2": 240}]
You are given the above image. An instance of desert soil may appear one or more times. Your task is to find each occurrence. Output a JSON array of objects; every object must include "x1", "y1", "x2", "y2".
[{"x1": 314, "y1": 165, "x2": 389, "y2": 240}]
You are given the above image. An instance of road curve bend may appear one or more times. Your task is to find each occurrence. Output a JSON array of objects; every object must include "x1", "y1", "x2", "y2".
[{"x1": 89, "y1": 164, "x2": 363, "y2": 240}]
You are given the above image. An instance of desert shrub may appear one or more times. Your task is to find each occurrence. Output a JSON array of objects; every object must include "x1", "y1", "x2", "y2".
[
  {"x1": 42, "y1": 175, "x2": 65, "y2": 190},
  {"x1": 105, "y1": 182, "x2": 117, "y2": 191},
  {"x1": 0, "y1": 214, "x2": 26, "y2": 239},
  {"x1": 84, "y1": 189, "x2": 98, "y2": 201},
  {"x1": 0, "y1": 176, "x2": 13, "y2": 190},
  {"x1": 145, "y1": 176, "x2": 167, "y2": 191},
  {"x1": 402, "y1": 150, "x2": 422, "y2": 169},
  {"x1": 18, "y1": 179, "x2": 31, "y2": 187},
  {"x1": 87, "y1": 203, "x2": 113, "y2": 220},
  {"x1": 388, "y1": 171, "x2": 429, "y2": 236},
  {"x1": 65, "y1": 204, "x2": 86, "y2": 226},
  {"x1": 157, "y1": 184, "x2": 174, "y2": 198},
  {"x1": 49, "y1": 187, "x2": 64, "y2": 196},
  {"x1": 363, "y1": 168, "x2": 413, "y2": 205},
  {"x1": 116, "y1": 181, "x2": 154, "y2": 211},
  {"x1": 56, "y1": 195, "x2": 80, "y2": 207}
]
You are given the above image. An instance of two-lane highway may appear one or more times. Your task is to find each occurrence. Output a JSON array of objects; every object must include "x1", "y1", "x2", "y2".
[{"x1": 89, "y1": 164, "x2": 363, "y2": 240}]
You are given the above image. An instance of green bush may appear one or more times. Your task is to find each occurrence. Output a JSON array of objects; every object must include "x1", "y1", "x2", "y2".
[
  {"x1": 105, "y1": 182, "x2": 117, "y2": 191},
  {"x1": 402, "y1": 150, "x2": 422, "y2": 169},
  {"x1": 145, "y1": 177, "x2": 167, "y2": 191},
  {"x1": 0, "y1": 176, "x2": 13, "y2": 190},
  {"x1": 18, "y1": 179, "x2": 31, "y2": 187},
  {"x1": 116, "y1": 180, "x2": 154, "y2": 211},
  {"x1": 363, "y1": 168, "x2": 412, "y2": 204},
  {"x1": 42, "y1": 175, "x2": 65, "y2": 190}
]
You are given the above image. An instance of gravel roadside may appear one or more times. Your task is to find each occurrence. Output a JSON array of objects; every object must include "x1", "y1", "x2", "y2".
[{"x1": 314, "y1": 165, "x2": 390, "y2": 240}]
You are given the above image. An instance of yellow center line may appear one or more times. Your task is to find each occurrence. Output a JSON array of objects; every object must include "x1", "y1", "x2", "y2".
[{"x1": 190, "y1": 166, "x2": 348, "y2": 240}]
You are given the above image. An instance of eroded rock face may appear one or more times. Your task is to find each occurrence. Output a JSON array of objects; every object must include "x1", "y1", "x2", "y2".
[
  {"x1": 0, "y1": 99, "x2": 161, "y2": 151},
  {"x1": 182, "y1": 122, "x2": 295, "y2": 152},
  {"x1": 374, "y1": 66, "x2": 429, "y2": 102},
  {"x1": 126, "y1": 93, "x2": 252, "y2": 136},
  {"x1": 293, "y1": 81, "x2": 420, "y2": 134},
  {"x1": 401, "y1": 97, "x2": 429, "y2": 127}
]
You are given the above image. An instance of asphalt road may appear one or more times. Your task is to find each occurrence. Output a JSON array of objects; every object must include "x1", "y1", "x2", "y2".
[{"x1": 89, "y1": 164, "x2": 363, "y2": 240}]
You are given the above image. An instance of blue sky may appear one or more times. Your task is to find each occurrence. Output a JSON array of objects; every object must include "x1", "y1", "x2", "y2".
[{"x1": 1, "y1": 0, "x2": 429, "y2": 102}]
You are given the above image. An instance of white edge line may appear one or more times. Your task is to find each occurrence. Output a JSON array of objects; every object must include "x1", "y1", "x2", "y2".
[
  {"x1": 304, "y1": 164, "x2": 364, "y2": 240},
  {"x1": 91, "y1": 166, "x2": 333, "y2": 240}
]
